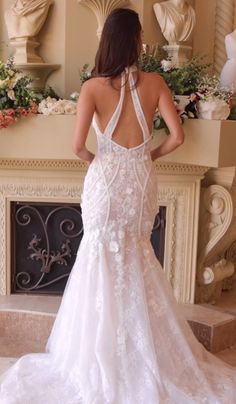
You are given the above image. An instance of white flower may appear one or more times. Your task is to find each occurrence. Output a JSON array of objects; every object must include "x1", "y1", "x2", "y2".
[
  {"x1": 38, "y1": 97, "x2": 78, "y2": 115},
  {"x1": 126, "y1": 187, "x2": 133, "y2": 195},
  {"x1": 8, "y1": 69, "x2": 15, "y2": 77},
  {"x1": 64, "y1": 101, "x2": 77, "y2": 115},
  {"x1": 129, "y1": 208, "x2": 136, "y2": 216},
  {"x1": 50, "y1": 103, "x2": 65, "y2": 114},
  {"x1": 118, "y1": 230, "x2": 125, "y2": 239},
  {"x1": 109, "y1": 241, "x2": 119, "y2": 253},
  {"x1": 70, "y1": 91, "x2": 80, "y2": 101},
  {"x1": 38, "y1": 97, "x2": 58, "y2": 114},
  {"x1": 38, "y1": 105, "x2": 52, "y2": 115},
  {"x1": 7, "y1": 90, "x2": 16, "y2": 100},
  {"x1": 56, "y1": 99, "x2": 67, "y2": 108},
  {"x1": 161, "y1": 59, "x2": 173, "y2": 72},
  {"x1": 115, "y1": 253, "x2": 122, "y2": 263}
]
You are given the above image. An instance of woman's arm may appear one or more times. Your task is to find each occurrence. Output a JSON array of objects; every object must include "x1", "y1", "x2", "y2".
[
  {"x1": 73, "y1": 80, "x2": 96, "y2": 163},
  {"x1": 150, "y1": 77, "x2": 184, "y2": 162}
]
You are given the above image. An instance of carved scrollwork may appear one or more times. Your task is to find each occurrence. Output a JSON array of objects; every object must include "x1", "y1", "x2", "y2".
[
  {"x1": 78, "y1": 0, "x2": 129, "y2": 38},
  {"x1": 196, "y1": 185, "x2": 235, "y2": 302},
  {"x1": 198, "y1": 185, "x2": 233, "y2": 261}
]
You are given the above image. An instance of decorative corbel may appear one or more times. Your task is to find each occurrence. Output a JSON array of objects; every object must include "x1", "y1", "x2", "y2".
[
  {"x1": 78, "y1": 0, "x2": 129, "y2": 39},
  {"x1": 196, "y1": 185, "x2": 235, "y2": 303}
]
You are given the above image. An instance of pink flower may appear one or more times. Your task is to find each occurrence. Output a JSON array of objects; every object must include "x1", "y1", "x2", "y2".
[
  {"x1": 6, "y1": 109, "x2": 16, "y2": 117},
  {"x1": 0, "y1": 109, "x2": 17, "y2": 129}
]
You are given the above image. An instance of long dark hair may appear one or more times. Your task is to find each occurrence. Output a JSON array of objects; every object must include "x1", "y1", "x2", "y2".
[{"x1": 92, "y1": 8, "x2": 142, "y2": 79}]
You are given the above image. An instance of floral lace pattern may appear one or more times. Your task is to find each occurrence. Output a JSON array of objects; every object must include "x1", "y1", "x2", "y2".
[{"x1": 0, "y1": 68, "x2": 235, "y2": 403}]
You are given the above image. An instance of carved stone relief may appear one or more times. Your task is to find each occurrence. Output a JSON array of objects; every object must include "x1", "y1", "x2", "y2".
[
  {"x1": 78, "y1": 0, "x2": 129, "y2": 38},
  {"x1": 196, "y1": 184, "x2": 236, "y2": 303}
]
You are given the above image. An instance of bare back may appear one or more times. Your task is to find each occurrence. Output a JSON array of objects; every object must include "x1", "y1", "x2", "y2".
[{"x1": 91, "y1": 70, "x2": 162, "y2": 149}]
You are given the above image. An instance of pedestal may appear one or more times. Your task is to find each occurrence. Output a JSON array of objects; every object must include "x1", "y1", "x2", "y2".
[
  {"x1": 163, "y1": 44, "x2": 193, "y2": 67},
  {"x1": 15, "y1": 63, "x2": 61, "y2": 90},
  {"x1": 10, "y1": 38, "x2": 42, "y2": 64}
]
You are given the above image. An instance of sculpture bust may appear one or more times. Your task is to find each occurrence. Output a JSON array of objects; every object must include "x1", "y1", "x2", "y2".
[
  {"x1": 153, "y1": 0, "x2": 196, "y2": 44},
  {"x1": 5, "y1": 0, "x2": 53, "y2": 39}
]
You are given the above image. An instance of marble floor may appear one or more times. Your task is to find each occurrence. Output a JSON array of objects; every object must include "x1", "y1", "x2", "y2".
[
  {"x1": 0, "y1": 295, "x2": 61, "y2": 375},
  {"x1": 1, "y1": 291, "x2": 236, "y2": 378},
  {"x1": 0, "y1": 294, "x2": 61, "y2": 314}
]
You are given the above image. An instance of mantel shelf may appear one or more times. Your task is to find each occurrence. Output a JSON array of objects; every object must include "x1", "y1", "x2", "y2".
[{"x1": 0, "y1": 116, "x2": 236, "y2": 168}]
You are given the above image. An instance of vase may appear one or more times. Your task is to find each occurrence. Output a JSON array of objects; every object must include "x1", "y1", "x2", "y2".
[{"x1": 197, "y1": 98, "x2": 230, "y2": 120}]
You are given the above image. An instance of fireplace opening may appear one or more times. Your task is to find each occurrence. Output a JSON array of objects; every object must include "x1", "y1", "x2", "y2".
[
  {"x1": 11, "y1": 202, "x2": 166, "y2": 295},
  {"x1": 11, "y1": 202, "x2": 83, "y2": 295}
]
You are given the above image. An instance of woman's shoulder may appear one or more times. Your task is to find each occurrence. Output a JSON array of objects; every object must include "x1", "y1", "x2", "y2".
[
  {"x1": 138, "y1": 70, "x2": 165, "y2": 86},
  {"x1": 81, "y1": 76, "x2": 108, "y2": 95}
]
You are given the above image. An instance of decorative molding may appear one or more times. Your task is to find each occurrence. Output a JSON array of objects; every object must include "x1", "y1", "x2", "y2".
[
  {"x1": 214, "y1": 0, "x2": 235, "y2": 74},
  {"x1": 0, "y1": 158, "x2": 208, "y2": 176},
  {"x1": 158, "y1": 180, "x2": 201, "y2": 304},
  {"x1": 155, "y1": 161, "x2": 208, "y2": 177},
  {"x1": 78, "y1": 0, "x2": 129, "y2": 38},
  {"x1": 0, "y1": 159, "x2": 87, "y2": 171}
]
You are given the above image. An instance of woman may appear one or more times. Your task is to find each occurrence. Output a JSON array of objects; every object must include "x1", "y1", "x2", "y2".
[{"x1": 0, "y1": 8, "x2": 235, "y2": 404}]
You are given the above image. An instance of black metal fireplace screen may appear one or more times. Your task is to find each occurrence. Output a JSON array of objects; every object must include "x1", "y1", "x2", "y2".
[{"x1": 11, "y1": 202, "x2": 166, "y2": 295}]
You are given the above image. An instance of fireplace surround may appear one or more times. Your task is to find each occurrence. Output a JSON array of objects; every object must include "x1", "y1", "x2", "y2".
[{"x1": 1, "y1": 116, "x2": 236, "y2": 304}]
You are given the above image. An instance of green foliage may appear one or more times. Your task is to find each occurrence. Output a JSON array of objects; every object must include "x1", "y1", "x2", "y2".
[
  {"x1": 34, "y1": 86, "x2": 60, "y2": 103},
  {"x1": 80, "y1": 64, "x2": 90, "y2": 84},
  {"x1": 0, "y1": 56, "x2": 34, "y2": 110},
  {"x1": 139, "y1": 45, "x2": 167, "y2": 73},
  {"x1": 162, "y1": 56, "x2": 209, "y2": 95},
  {"x1": 139, "y1": 46, "x2": 209, "y2": 95}
]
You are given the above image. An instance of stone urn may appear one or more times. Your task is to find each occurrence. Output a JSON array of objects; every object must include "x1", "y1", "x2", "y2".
[{"x1": 197, "y1": 98, "x2": 230, "y2": 120}]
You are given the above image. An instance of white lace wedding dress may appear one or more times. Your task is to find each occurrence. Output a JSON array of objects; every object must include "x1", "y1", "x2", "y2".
[{"x1": 0, "y1": 68, "x2": 235, "y2": 404}]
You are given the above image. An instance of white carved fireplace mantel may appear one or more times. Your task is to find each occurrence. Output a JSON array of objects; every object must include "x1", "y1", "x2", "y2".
[{"x1": 1, "y1": 116, "x2": 236, "y2": 304}]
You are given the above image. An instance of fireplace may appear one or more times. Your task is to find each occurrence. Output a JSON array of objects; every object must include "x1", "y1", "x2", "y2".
[
  {"x1": 10, "y1": 200, "x2": 166, "y2": 295},
  {"x1": 0, "y1": 157, "x2": 205, "y2": 303},
  {"x1": 1, "y1": 116, "x2": 236, "y2": 304}
]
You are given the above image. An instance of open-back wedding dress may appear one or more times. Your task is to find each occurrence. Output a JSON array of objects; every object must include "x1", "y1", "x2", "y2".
[{"x1": 0, "y1": 67, "x2": 235, "y2": 403}]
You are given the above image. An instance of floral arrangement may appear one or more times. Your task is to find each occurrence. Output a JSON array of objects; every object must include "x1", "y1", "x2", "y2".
[
  {"x1": 139, "y1": 45, "x2": 235, "y2": 125},
  {"x1": 79, "y1": 47, "x2": 212, "y2": 131},
  {"x1": 38, "y1": 97, "x2": 77, "y2": 115},
  {"x1": 1, "y1": 47, "x2": 234, "y2": 131},
  {"x1": 182, "y1": 75, "x2": 233, "y2": 120},
  {"x1": 139, "y1": 45, "x2": 209, "y2": 96},
  {"x1": 196, "y1": 75, "x2": 232, "y2": 102},
  {"x1": 0, "y1": 57, "x2": 38, "y2": 129}
]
